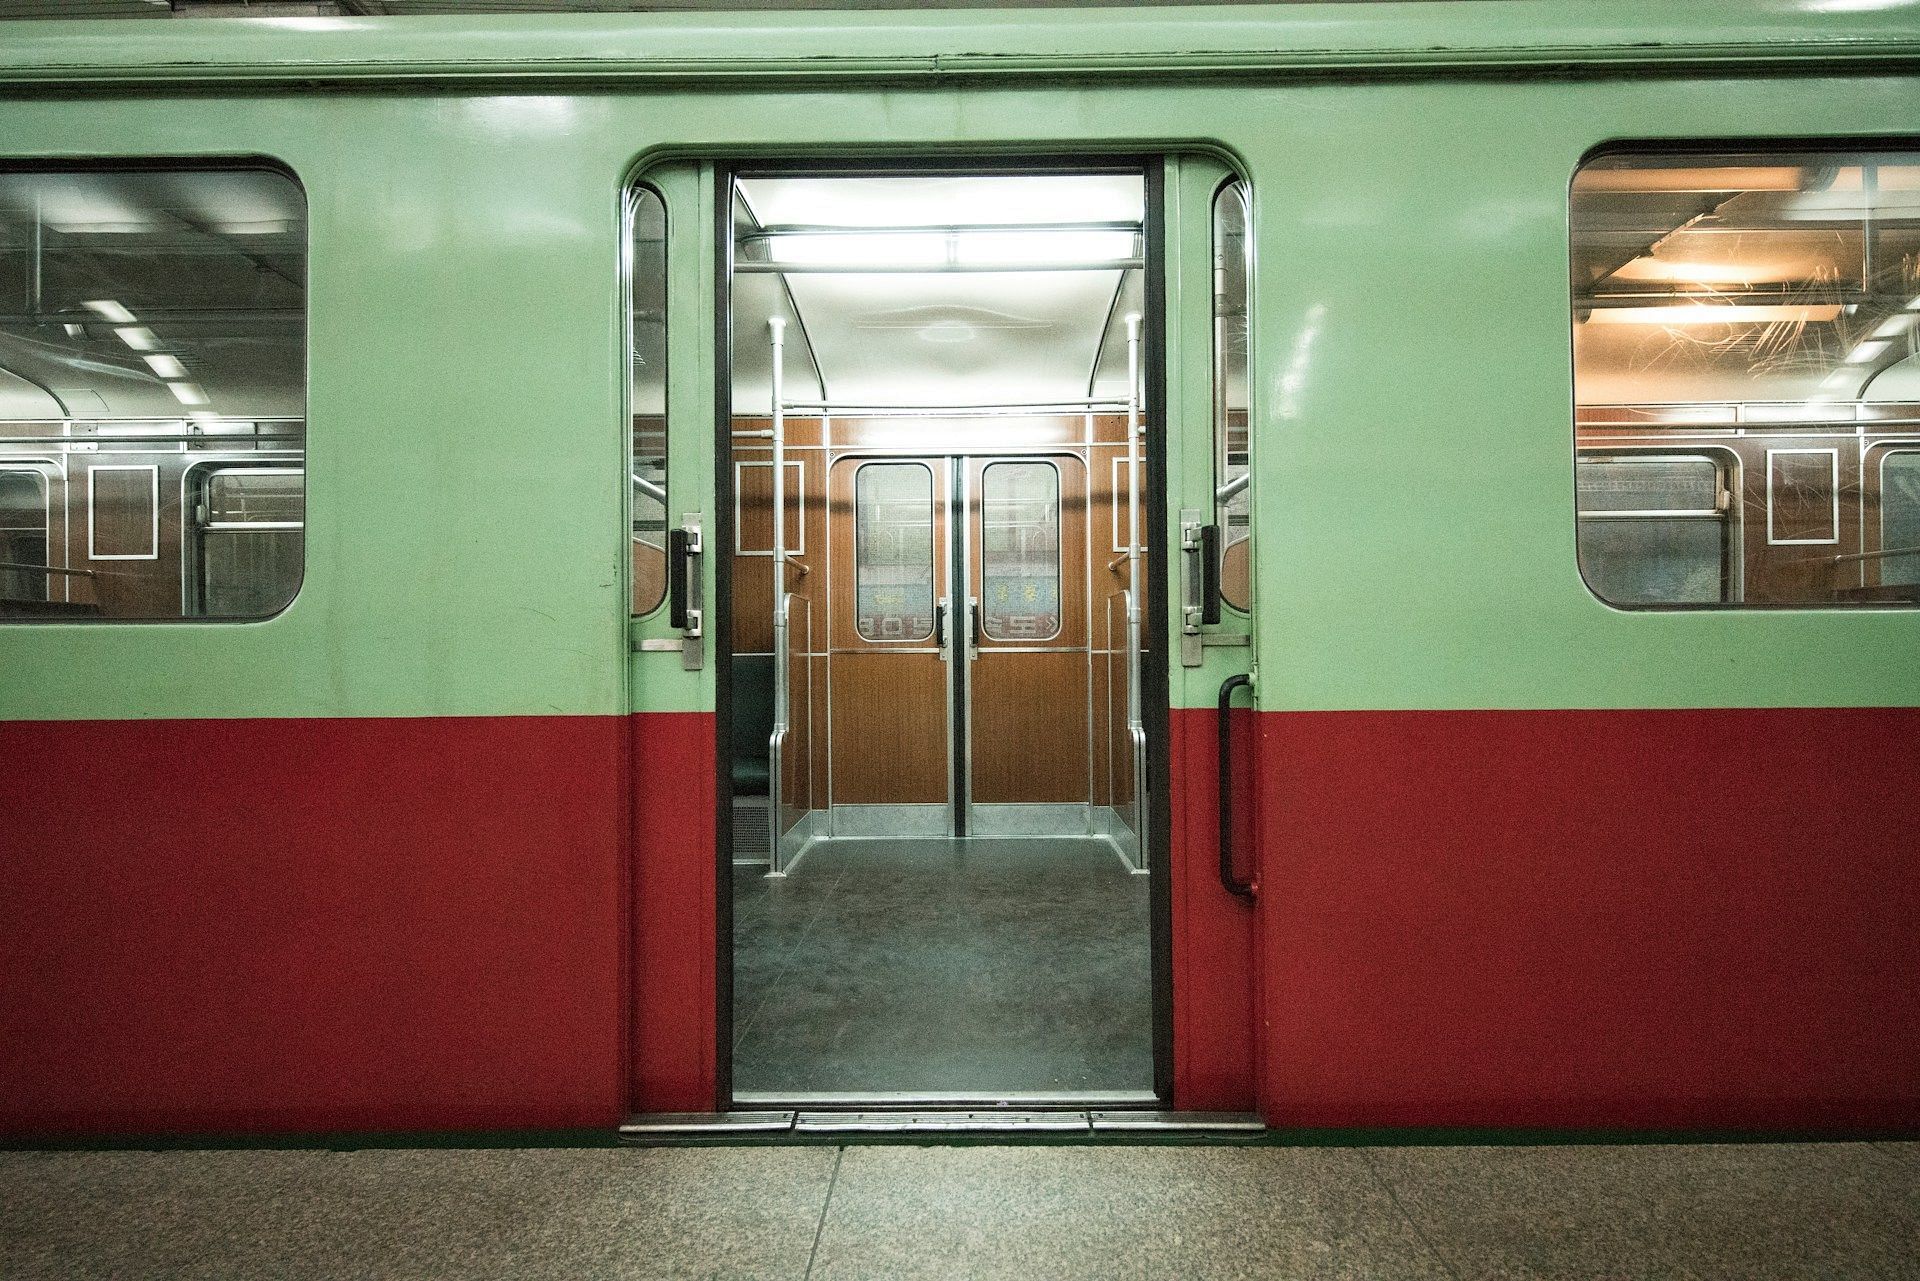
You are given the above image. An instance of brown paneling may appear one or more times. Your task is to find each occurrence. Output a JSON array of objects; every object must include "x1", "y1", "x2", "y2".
[
  {"x1": 829, "y1": 649, "x2": 949, "y2": 804},
  {"x1": 633, "y1": 540, "x2": 666, "y2": 617},
  {"x1": 1221, "y1": 538, "x2": 1250, "y2": 607},
  {"x1": 970, "y1": 649, "x2": 1090, "y2": 805}
]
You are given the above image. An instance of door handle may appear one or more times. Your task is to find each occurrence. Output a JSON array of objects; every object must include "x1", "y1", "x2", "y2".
[
  {"x1": 667, "y1": 513, "x2": 704, "y2": 670},
  {"x1": 968, "y1": 597, "x2": 981, "y2": 657},
  {"x1": 934, "y1": 597, "x2": 949, "y2": 658},
  {"x1": 1216, "y1": 673, "x2": 1257, "y2": 903}
]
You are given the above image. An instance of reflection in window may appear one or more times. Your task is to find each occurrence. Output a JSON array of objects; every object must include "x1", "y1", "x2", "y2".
[
  {"x1": 1572, "y1": 149, "x2": 1920, "y2": 607},
  {"x1": 0, "y1": 469, "x2": 49, "y2": 607},
  {"x1": 855, "y1": 462, "x2": 933, "y2": 641},
  {"x1": 981, "y1": 461, "x2": 1060, "y2": 640},
  {"x1": 630, "y1": 184, "x2": 669, "y2": 615},
  {"x1": 1213, "y1": 178, "x2": 1251, "y2": 610},
  {"x1": 197, "y1": 468, "x2": 304, "y2": 618},
  {"x1": 1885, "y1": 453, "x2": 1920, "y2": 588},
  {"x1": 1577, "y1": 457, "x2": 1728, "y2": 605},
  {"x1": 0, "y1": 167, "x2": 306, "y2": 621}
]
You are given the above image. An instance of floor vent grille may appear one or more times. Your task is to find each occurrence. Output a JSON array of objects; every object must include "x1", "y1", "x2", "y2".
[{"x1": 733, "y1": 797, "x2": 771, "y2": 863}]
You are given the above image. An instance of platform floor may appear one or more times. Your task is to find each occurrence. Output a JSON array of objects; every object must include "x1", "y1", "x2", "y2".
[
  {"x1": 3, "y1": 1141, "x2": 1917, "y2": 1279},
  {"x1": 731, "y1": 837, "x2": 1152, "y2": 1098}
]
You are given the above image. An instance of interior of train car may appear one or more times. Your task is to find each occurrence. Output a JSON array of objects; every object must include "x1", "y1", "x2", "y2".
[
  {"x1": 1573, "y1": 149, "x2": 1920, "y2": 606},
  {"x1": 0, "y1": 168, "x2": 305, "y2": 620},
  {"x1": 656, "y1": 169, "x2": 1164, "y2": 1102}
]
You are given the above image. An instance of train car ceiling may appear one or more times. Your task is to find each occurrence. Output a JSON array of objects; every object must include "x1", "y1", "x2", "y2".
[{"x1": 730, "y1": 174, "x2": 1145, "y2": 412}]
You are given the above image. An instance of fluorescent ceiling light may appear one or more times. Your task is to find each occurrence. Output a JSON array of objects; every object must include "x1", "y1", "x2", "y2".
[
  {"x1": 1586, "y1": 304, "x2": 1842, "y2": 326},
  {"x1": 1873, "y1": 313, "x2": 1920, "y2": 339},
  {"x1": 166, "y1": 381, "x2": 209, "y2": 406},
  {"x1": 1608, "y1": 259, "x2": 1789, "y2": 287},
  {"x1": 953, "y1": 229, "x2": 1136, "y2": 268},
  {"x1": 763, "y1": 226, "x2": 1139, "y2": 271},
  {"x1": 83, "y1": 299, "x2": 136, "y2": 324},
  {"x1": 114, "y1": 326, "x2": 161, "y2": 351},
  {"x1": 769, "y1": 231, "x2": 948, "y2": 270},
  {"x1": 1845, "y1": 338, "x2": 1892, "y2": 364},
  {"x1": 143, "y1": 354, "x2": 187, "y2": 379}
]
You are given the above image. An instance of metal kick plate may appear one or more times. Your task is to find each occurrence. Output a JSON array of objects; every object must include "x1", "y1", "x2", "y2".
[{"x1": 795, "y1": 1111, "x2": 1090, "y2": 1134}]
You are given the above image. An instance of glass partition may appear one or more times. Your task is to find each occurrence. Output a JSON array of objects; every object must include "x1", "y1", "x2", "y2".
[
  {"x1": 630, "y1": 183, "x2": 669, "y2": 616},
  {"x1": 1213, "y1": 178, "x2": 1251, "y2": 611},
  {"x1": 854, "y1": 460, "x2": 934, "y2": 641},
  {"x1": 980, "y1": 460, "x2": 1061, "y2": 640}
]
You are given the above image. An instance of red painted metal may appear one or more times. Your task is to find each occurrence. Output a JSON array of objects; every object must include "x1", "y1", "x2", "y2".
[
  {"x1": 1256, "y1": 707, "x2": 1920, "y2": 1130},
  {"x1": 0, "y1": 715, "x2": 628, "y2": 1137},
  {"x1": 627, "y1": 711, "x2": 718, "y2": 1113},
  {"x1": 1168, "y1": 705, "x2": 1260, "y2": 1111}
]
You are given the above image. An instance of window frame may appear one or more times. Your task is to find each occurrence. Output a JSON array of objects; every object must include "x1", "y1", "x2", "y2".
[
  {"x1": 1210, "y1": 173, "x2": 1252, "y2": 614},
  {"x1": 626, "y1": 178, "x2": 671, "y2": 620}
]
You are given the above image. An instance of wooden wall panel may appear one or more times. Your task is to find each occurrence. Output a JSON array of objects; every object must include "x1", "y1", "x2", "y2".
[
  {"x1": 828, "y1": 650, "x2": 949, "y2": 804},
  {"x1": 969, "y1": 649, "x2": 1090, "y2": 805}
]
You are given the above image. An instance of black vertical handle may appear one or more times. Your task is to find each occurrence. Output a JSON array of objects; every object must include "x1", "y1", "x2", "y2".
[
  {"x1": 668, "y1": 527, "x2": 691, "y2": 630},
  {"x1": 934, "y1": 599, "x2": 947, "y2": 649},
  {"x1": 1201, "y1": 524, "x2": 1222, "y2": 625},
  {"x1": 970, "y1": 599, "x2": 982, "y2": 647},
  {"x1": 1217, "y1": 673, "x2": 1256, "y2": 903}
]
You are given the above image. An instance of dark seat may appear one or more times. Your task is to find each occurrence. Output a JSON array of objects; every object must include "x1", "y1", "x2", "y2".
[{"x1": 731, "y1": 654, "x2": 776, "y2": 797}]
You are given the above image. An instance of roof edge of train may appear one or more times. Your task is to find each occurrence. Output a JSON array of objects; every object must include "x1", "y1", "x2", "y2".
[{"x1": 0, "y1": 1, "x2": 1917, "y2": 89}]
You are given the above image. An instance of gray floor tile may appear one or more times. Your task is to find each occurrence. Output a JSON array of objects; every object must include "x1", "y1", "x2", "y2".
[
  {"x1": 1873, "y1": 1140, "x2": 1920, "y2": 1165},
  {"x1": 0, "y1": 1147, "x2": 836, "y2": 1281},
  {"x1": 732, "y1": 837, "x2": 1152, "y2": 1097},
  {"x1": 807, "y1": 1145, "x2": 1451, "y2": 1281},
  {"x1": 1368, "y1": 1142, "x2": 1920, "y2": 1280}
]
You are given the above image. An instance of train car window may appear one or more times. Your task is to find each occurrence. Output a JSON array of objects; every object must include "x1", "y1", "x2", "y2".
[
  {"x1": 1576, "y1": 456, "x2": 1729, "y2": 606},
  {"x1": 1884, "y1": 452, "x2": 1920, "y2": 588},
  {"x1": 1572, "y1": 149, "x2": 1920, "y2": 607},
  {"x1": 0, "y1": 468, "x2": 50, "y2": 607},
  {"x1": 1213, "y1": 178, "x2": 1251, "y2": 610},
  {"x1": 980, "y1": 460, "x2": 1061, "y2": 641},
  {"x1": 629, "y1": 184, "x2": 669, "y2": 616},
  {"x1": 0, "y1": 166, "x2": 306, "y2": 621},
  {"x1": 195, "y1": 467, "x2": 304, "y2": 618},
  {"x1": 853, "y1": 461, "x2": 934, "y2": 642}
]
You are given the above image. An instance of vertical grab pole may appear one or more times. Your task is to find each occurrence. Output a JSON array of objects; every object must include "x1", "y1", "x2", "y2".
[
  {"x1": 768, "y1": 318, "x2": 788, "y2": 874},
  {"x1": 1124, "y1": 312, "x2": 1148, "y2": 869}
]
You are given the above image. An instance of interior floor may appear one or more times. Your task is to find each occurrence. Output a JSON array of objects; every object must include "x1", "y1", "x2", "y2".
[{"x1": 731, "y1": 837, "x2": 1152, "y2": 1100}]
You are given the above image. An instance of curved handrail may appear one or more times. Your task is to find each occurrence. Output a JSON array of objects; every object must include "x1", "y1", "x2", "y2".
[{"x1": 1216, "y1": 673, "x2": 1256, "y2": 903}]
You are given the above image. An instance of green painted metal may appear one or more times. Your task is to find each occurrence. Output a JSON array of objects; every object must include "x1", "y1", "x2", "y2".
[
  {"x1": 0, "y1": 21, "x2": 1914, "y2": 719},
  {"x1": 0, "y1": 2, "x2": 1917, "y2": 85}
]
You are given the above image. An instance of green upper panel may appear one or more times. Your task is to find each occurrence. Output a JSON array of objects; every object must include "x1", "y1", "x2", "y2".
[
  {"x1": 0, "y1": 2, "x2": 1917, "y2": 83},
  {"x1": 0, "y1": 5, "x2": 1915, "y2": 717}
]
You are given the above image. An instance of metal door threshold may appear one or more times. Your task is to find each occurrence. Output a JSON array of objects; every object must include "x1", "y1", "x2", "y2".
[{"x1": 621, "y1": 1110, "x2": 1264, "y2": 1137}]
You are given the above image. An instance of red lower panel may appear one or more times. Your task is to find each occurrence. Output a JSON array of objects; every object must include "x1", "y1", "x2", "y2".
[
  {"x1": 627, "y1": 711, "x2": 717, "y2": 1113},
  {"x1": 1257, "y1": 707, "x2": 1920, "y2": 1130},
  {"x1": 1168, "y1": 706, "x2": 1260, "y2": 1110},
  {"x1": 0, "y1": 715, "x2": 628, "y2": 1137}
]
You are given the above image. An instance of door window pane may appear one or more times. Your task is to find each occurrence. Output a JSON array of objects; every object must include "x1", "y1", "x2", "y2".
[
  {"x1": 0, "y1": 469, "x2": 49, "y2": 606},
  {"x1": 1577, "y1": 457, "x2": 1728, "y2": 606},
  {"x1": 630, "y1": 184, "x2": 669, "y2": 615},
  {"x1": 1213, "y1": 178, "x2": 1251, "y2": 610},
  {"x1": 854, "y1": 462, "x2": 933, "y2": 641},
  {"x1": 981, "y1": 461, "x2": 1060, "y2": 641},
  {"x1": 199, "y1": 468, "x2": 304, "y2": 618},
  {"x1": 1884, "y1": 453, "x2": 1920, "y2": 588}
]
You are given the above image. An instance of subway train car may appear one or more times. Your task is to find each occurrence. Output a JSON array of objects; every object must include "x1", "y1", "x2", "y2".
[{"x1": 1, "y1": 1, "x2": 1917, "y2": 1138}]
